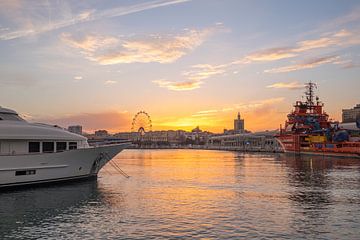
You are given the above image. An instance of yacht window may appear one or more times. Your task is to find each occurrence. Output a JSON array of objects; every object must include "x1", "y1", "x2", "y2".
[
  {"x1": 0, "y1": 113, "x2": 24, "y2": 121},
  {"x1": 43, "y1": 142, "x2": 54, "y2": 153},
  {"x1": 69, "y1": 142, "x2": 77, "y2": 150},
  {"x1": 56, "y1": 142, "x2": 67, "y2": 152},
  {"x1": 29, "y1": 142, "x2": 40, "y2": 153},
  {"x1": 15, "y1": 170, "x2": 36, "y2": 176}
]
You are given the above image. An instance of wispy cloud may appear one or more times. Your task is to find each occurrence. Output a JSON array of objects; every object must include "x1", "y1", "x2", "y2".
[
  {"x1": 62, "y1": 26, "x2": 219, "y2": 64},
  {"x1": 192, "y1": 109, "x2": 218, "y2": 117},
  {"x1": 61, "y1": 33, "x2": 118, "y2": 52},
  {"x1": 244, "y1": 47, "x2": 297, "y2": 62},
  {"x1": 341, "y1": 60, "x2": 360, "y2": 69},
  {"x1": 104, "y1": 80, "x2": 117, "y2": 85},
  {"x1": 0, "y1": 0, "x2": 191, "y2": 41},
  {"x1": 173, "y1": 28, "x2": 359, "y2": 84},
  {"x1": 265, "y1": 55, "x2": 339, "y2": 73},
  {"x1": 94, "y1": 28, "x2": 215, "y2": 64},
  {"x1": 153, "y1": 29, "x2": 353, "y2": 91},
  {"x1": 153, "y1": 59, "x2": 228, "y2": 91},
  {"x1": 183, "y1": 63, "x2": 227, "y2": 81},
  {"x1": 266, "y1": 81, "x2": 304, "y2": 90},
  {"x1": 153, "y1": 79, "x2": 203, "y2": 91},
  {"x1": 197, "y1": 109, "x2": 218, "y2": 114},
  {"x1": 241, "y1": 29, "x2": 356, "y2": 64},
  {"x1": 233, "y1": 98, "x2": 285, "y2": 111},
  {"x1": 294, "y1": 37, "x2": 337, "y2": 52}
]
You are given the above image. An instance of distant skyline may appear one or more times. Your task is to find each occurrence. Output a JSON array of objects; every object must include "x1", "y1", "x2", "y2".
[{"x1": 0, "y1": 0, "x2": 359, "y2": 133}]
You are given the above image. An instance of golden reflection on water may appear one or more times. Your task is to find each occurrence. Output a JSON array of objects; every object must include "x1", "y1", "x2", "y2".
[
  {"x1": 99, "y1": 150, "x2": 294, "y2": 235},
  {"x1": 2, "y1": 150, "x2": 360, "y2": 239}
]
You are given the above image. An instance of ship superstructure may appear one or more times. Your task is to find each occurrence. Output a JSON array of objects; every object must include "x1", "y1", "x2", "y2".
[{"x1": 277, "y1": 82, "x2": 360, "y2": 158}]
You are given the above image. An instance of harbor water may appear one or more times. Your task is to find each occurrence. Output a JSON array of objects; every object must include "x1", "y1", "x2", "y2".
[{"x1": 1, "y1": 149, "x2": 360, "y2": 239}]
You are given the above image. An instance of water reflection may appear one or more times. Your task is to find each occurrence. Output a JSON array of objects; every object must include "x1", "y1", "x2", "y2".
[
  {"x1": 281, "y1": 155, "x2": 332, "y2": 206},
  {"x1": 280, "y1": 154, "x2": 360, "y2": 206},
  {"x1": 0, "y1": 180, "x2": 124, "y2": 239},
  {"x1": 1, "y1": 150, "x2": 360, "y2": 239},
  {"x1": 278, "y1": 154, "x2": 360, "y2": 238}
]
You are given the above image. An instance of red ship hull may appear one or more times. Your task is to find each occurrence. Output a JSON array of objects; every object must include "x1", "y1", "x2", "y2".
[{"x1": 277, "y1": 134, "x2": 360, "y2": 158}]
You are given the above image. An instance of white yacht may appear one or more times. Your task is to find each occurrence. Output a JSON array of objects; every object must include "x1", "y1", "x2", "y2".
[{"x1": 0, "y1": 106, "x2": 129, "y2": 188}]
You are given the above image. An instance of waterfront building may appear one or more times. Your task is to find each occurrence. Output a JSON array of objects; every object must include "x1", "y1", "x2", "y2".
[
  {"x1": 207, "y1": 130, "x2": 282, "y2": 152},
  {"x1": 113, "y1": 132, "x2": 140, "y2": 141},
  {"x1": 342, "y1": 104, "x2": 360, "y2": 123},
  {"x1": 113, "y1": 128, "x2": 211, "y2": 147},
  {"x1": 68, "y1": 125, "x2": 82, "y2": 135},
  {"x1": 234, "y1": 112, "x2": 245, "y2": 133},
  {"x1": 166, "y1": 130, "x2": 187, "y2": 144}
]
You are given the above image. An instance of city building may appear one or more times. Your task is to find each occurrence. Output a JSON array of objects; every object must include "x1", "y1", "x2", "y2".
[
  {"x1": 67, "y1": 125, "x2": 82, "y2": 135},
  {"x1": 234, "y1": 112, "x2": 245, "y2": 133},
  {"x1": 207, "y1": 130, "x2": 282, "y2": 152},
  {"x1": 223, "y1": 113, "x2": 248, "y2": 135},
  {"x1": 342, "y1": 104, "x2": 360, "y2": 123},
  {"x1": 114, "y1": 132, "x2": 140, "y2": 141},
  {"x1": 94, "y1": 129, "x2": 109, "y2": 137}
]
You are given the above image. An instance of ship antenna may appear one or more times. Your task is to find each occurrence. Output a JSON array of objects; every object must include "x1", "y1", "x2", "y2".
[{"x1": 305, "y1": 81, "x2": 317, "y2": 107}]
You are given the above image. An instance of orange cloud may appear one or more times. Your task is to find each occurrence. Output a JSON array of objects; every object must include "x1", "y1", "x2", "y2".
[
  {"x1": 153, "y1": 79, "x2": 203, "y2": 91},
  {"x1": 104, "y1": 80, "x2": 117, "y2": 85},
  {"x1": 244, "y1": 47, "x2": 297, "y2": 62},
  {"x1": 294, "y1": 37, "x2": 337, "y2": 52},
  {"x1": 265, "y1": 55, "x2": 339, "y2": 73},
  {"x1": 236, "y1": 29, "x2": 356, "y2": 64},
  {"x1": 176, "y1": 28, "x2": 357, "y2": 86},
  {"x1": 154, "y1": 63, "x2": 228, "y2": 91},
  {"x1": 183, "y1": 64, "x2": 227, "y2": 81},
  {"x1": 61, "y1": 33, "x2": 118, "y2": 52},
  {"x1": 266, "y1": 81, "x2": 304, "y2": 90},
  {"x1": 62, "y1": 26, "x2": 219, "y2": 65},
  {"x1": 94, "y1": 28, "x2": 216, "y2": 64},
  {"x1": 333, "y1": 29, "x2": 352, "y2": 38},
  {"x1": 191, "y1": 109, "x2": 218, "y2": 117}
]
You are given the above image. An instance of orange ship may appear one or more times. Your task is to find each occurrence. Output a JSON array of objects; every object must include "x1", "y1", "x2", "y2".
[{"x1": 277, "y1": 82, "x2": 360, "y2": 158}]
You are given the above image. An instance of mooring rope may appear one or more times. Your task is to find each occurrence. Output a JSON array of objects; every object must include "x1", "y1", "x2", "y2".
[{"x1": 102, "y1": 152, "x2": 130, "y2": 178}]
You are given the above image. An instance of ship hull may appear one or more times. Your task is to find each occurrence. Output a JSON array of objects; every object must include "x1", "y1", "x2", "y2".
[
  {"x1": 0, "y1": 143, "x2": 129, "y2": 188},
  {"x1": 277, "y1": 135, "x2": 360, "y2": 159},
  {"x1": 283, "y1": 150, "x2": 360, "y2": 159}
]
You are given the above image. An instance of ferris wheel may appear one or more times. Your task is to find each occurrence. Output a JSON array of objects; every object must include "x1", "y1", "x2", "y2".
[{"x1": 131, "y1": 111, "x2": 152, "y2": 135}]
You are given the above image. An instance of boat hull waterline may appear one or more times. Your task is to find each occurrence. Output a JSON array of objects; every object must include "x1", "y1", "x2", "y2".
[{"x1": 0, "y1": 143, "x2": 129, "y2": 188}]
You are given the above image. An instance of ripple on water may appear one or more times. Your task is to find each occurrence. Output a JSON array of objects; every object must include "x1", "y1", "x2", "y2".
[{"x1": 1, "y1": 150, "x2": 360, "y2": 239}]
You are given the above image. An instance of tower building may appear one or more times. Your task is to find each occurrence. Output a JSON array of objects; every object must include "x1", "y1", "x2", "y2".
[{"x1": 234, "y1": 112, "x2": 244, "y2": 133}]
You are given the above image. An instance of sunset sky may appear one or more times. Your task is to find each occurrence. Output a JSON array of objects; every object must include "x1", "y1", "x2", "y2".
[{"x1": 0, "y1": 0, "x2": 359, "y2": 133}]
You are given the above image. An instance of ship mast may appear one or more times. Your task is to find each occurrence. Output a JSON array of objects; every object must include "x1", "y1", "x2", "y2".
[{"x1": 305, "y1": 81, "x2": 317, "y2": 113}]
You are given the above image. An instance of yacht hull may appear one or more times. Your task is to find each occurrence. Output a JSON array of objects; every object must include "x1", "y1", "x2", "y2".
[{"x1": 0, "y1": 143, "x2": 129, "y2": 188}]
